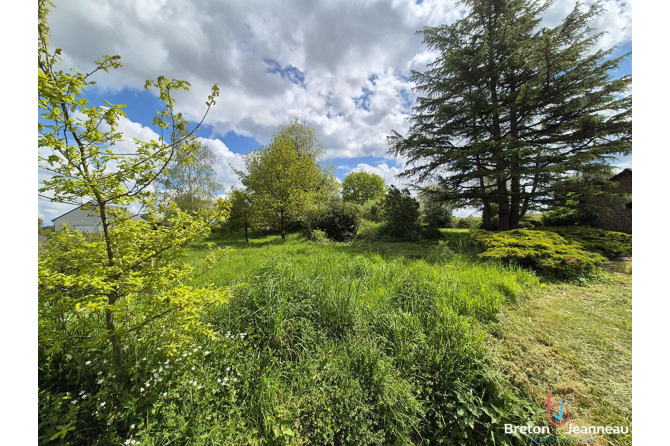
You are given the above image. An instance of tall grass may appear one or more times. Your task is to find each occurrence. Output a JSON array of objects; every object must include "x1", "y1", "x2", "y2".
[{"x1": 161, "y1": 233, "x2": 541, "y2": 445}]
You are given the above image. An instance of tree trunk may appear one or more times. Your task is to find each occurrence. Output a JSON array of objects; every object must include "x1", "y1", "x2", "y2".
[
  {"x1": 496, "y1": 175, "x2": 510, "y2": 231},
  {"x1": 97, "y1": 199, "x2": 123, "y2": 373},
  {"x1": 244, "y1": 212, "x2": 249, "y2": 243},
  {"x1": 280, "y1": 208, "x2": 286, "y2": 239}
]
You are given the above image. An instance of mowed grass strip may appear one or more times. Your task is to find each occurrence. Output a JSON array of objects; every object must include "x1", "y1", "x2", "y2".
[{"x1": 487, "y1": 274, "x2": 632, "y2": 446}]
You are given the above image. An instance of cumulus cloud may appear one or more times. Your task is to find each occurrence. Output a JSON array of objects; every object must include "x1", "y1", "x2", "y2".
[
  {"x1": 45, "y1": 0, "x2": 630, "y2": 163},
  {"x1": 349, "y1": 162, "x2": 411, "y2": 189},
  {"x1": 38, "y1": 114, "x2": 242, "y2": 222}
]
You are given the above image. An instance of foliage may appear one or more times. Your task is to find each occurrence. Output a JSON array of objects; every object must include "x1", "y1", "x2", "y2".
[
  {"x1": 341, "y1": 172, "x2": 386, "y2": 205},
  {"x1": 388, "y1": 0, "x2": 632, "y2": 230},
  {"x1": 541, "y1": 226, "x2": 632, "y2": 260},
  {"x1": 155, "y1": 133, "x2": 222, "y2": 214},
  {"x1": 221, "y1": 188, "x2": 257, "y2": 242},
  {"x1": 379, "y1": 186, "x2": 421, "y2": 240},
  {"x1": 39, "y1": 217, "x2": 54, "y2": 236},
  {"x1": 472, "y1": 229, "x2": 606, "y2": 280},
  {"x1": 359, "y1": 198, "x2": 383, "y2": 223},
  {"x1": 38, "y1": 1, "x2": 230, "y2": 442},
  {"x1": 313, "y1": 200, "x2": 361, "y2": 241},
  {"x1": 455, "y1": 217, "x2": 481, "y2": 229},
  {"x1": 237, "y1": 119, "x2": 335, "y2": 239},
  {"x1": 418, "y1": 184, "x2": 454, "y2": 227},
  {"x1": 541, "y1": 204, "x2": 599, "y2": 227},
  {"x1": 542, "y1": 167, "x2": 618, "y2": 227},
  {"x1": 183, "y1": 239, "x2": 540, "y2": 445}
]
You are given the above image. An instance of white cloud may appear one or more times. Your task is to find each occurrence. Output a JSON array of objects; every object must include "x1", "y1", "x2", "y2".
[
  {"x1": 38, "y1": 116, "x2": 245, "y2": 222},
  {"x1": 45, "y1": 0, "x2": 630, "y2": 164},
  {"x1": 349, "y1": 162, "x2": 410, "y2": 189},
  {"x1": 197, "y1": 137, "x2": 246, "y2": 192}
]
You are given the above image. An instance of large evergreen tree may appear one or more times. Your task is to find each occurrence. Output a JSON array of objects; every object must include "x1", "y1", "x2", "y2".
[{"x1": 388, "y1": 0, "x2": 631, "y2": 230}]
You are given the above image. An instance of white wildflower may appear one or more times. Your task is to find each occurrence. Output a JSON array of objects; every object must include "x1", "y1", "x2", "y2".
[
  {"x1": 99, "y1": 401, "x2": 106, "y2": 407},
  {"x1": 85, "y1": 360, "x2": 92, "y2": 366},
  {"x1": 71, "y1": 399, "x2": 78, "y2": 405}
]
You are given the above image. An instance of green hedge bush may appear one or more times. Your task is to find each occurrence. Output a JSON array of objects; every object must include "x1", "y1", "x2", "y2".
[
  {"x1": 472, "y1": 229, "x2": 606, "y2": 280},
  {"x1": 313, "y1": 201, "x2": 361, "y2": 241},
  {"x1": 540, "y1": 226, "x2": 632, "y2": 260}
]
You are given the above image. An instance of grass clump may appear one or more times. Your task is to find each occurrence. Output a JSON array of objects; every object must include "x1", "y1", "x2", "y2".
[
  {"x1": 472, "y1": 229, "x2": 606, "y2": 280},
  {"x1": 540, "y1": 226, "x2": 632, "y2": 260}
]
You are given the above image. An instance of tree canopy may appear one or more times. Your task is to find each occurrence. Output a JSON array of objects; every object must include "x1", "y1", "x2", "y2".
[
  {"x1": 155, "y1": 133, "x2": 222, "y2": 214},
  {"x1": 341, "y1": 171, "x2": 387, "y2": 205},
  {"x1": 388, "y1": 0, "x2": 631, "y2": 230},
  {"x1": 237, "y1": 120, "x2": 334, "y2": 238}
]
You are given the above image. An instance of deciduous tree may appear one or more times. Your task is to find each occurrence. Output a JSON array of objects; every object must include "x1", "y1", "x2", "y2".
[
  {"x1": 38, "y1": 0, "x2": 227, "y2": 379},
  {"x1": 155, "y1": 132, "x2": 222, "y2": 214},
  {"x1": 341, "y1": 171, "x2": 387, "y2": 205},
  {"x1": 237, "y1": 120, "x2": 334, "y2": 239}
]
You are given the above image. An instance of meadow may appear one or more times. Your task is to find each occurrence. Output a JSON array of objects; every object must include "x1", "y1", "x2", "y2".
[{"x1": 39, "y1": 228, "x2": 632, "y2": 445}]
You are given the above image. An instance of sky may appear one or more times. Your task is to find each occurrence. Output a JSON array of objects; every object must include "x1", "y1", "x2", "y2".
[{"x1": 38, "y1": 0, "x2": 633, "y2": 222}]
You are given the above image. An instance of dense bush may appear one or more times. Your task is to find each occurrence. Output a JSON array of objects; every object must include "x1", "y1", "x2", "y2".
[
  {"x1": 472, "y1": 229, "x2": 606, "y2": 280},
  {"x1": 380, "y1": 186, "x2": 421, "y2": 240},
  {"x1": 418, "y1": 187, "x2": 453, "y2": 227},
  {"x1": 541, "y1": 204, "x2": 599, "y2": 227},
  {"x1": 359, "y1": 199, "x2": 383, "y2": 223},
  {"x1": 455, "y1": 217, "x2": 481, "y2": 229},
  {"x1": 541, "y1": 226, "x2": 632, "y2": 259},
  {"x1": 313, "y1": 201, "x2": 360, "y2": 241}
]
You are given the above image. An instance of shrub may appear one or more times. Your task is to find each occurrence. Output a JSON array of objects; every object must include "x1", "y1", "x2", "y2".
[
  {"x1": 421, "y1": 225, "x2": 444, "y2": 240},
  {"x1": 307, "y1": 229, "x2": 329, "y2": 243},
  {"x1": 314, "y1": 201, "x2": 360, "y2": 241},
  {"x1": 541, "y1": 226, "x2": 632, "y2": 259},
  {"x1": 380, "y1": 186, "x2": 421, "y2": 240},
  {"x1": 359, "y1": 198, "x2": 383, "y2": 223},
  {"x1": 472, "y1": 229, "x2": 606, "y2": 280},
  {"x1": 542, "y1": 204, "x2": 599, "y2": 227},
  {"x1": 455, "y1": 217, "x2": 480, "y2": 229}
]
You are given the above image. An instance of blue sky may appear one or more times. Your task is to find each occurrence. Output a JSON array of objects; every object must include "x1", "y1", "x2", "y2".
[{"x1": 38, "y1": 0, "x2": 633, "y2": 221}]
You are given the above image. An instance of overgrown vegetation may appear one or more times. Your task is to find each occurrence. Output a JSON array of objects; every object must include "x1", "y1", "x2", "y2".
[
  {"x1": 472, "y1": 229, "x2": 606, "y2": 280},
  {"x1": 379, "y1": 186, "x2": 421, "y2": 240},
  {"x1": 311, "y1": 200, "x2": 360, "y2": 241}
]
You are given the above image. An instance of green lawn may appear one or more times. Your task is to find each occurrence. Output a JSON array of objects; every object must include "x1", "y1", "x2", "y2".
[{"x1": 487, "y1": 273, "x2": 632, "y2": 445}]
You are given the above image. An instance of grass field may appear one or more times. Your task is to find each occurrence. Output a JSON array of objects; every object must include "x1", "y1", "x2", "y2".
[
  {"x1": 39, "y1": 228, "x2": 632, "y2": 445},
  {"x1": 180, "y1": 229, "x2": 632, "y2": 445}
]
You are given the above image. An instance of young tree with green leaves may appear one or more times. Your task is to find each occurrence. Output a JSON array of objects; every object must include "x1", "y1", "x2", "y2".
[
  {"x1": 155, "y1": 132, "x2": 222, "y2": 214},
  {"x1": 237, "y1": 120, "x2": 335, "y2": 239},
  {"x1": 388, "y1": 0, "x2": 631, "y2": 230},
  {"x1": 38, "y1": 0, "x2": 227, "y2": 382},
  {"x1": 341, "y1": 171, "x2": 387, "y2": 205},
  {"x1": 225, "y1": 187, "x2": 256, "y2": 242}
]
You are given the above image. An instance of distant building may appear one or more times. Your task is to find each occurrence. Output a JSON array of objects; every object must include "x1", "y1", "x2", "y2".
[
  {"x1": 52, "y1": 203, "x2": 141, "y2": 232},
  {"x1": 587, "y1": 168, "x2": 632, "y2": 234}
]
